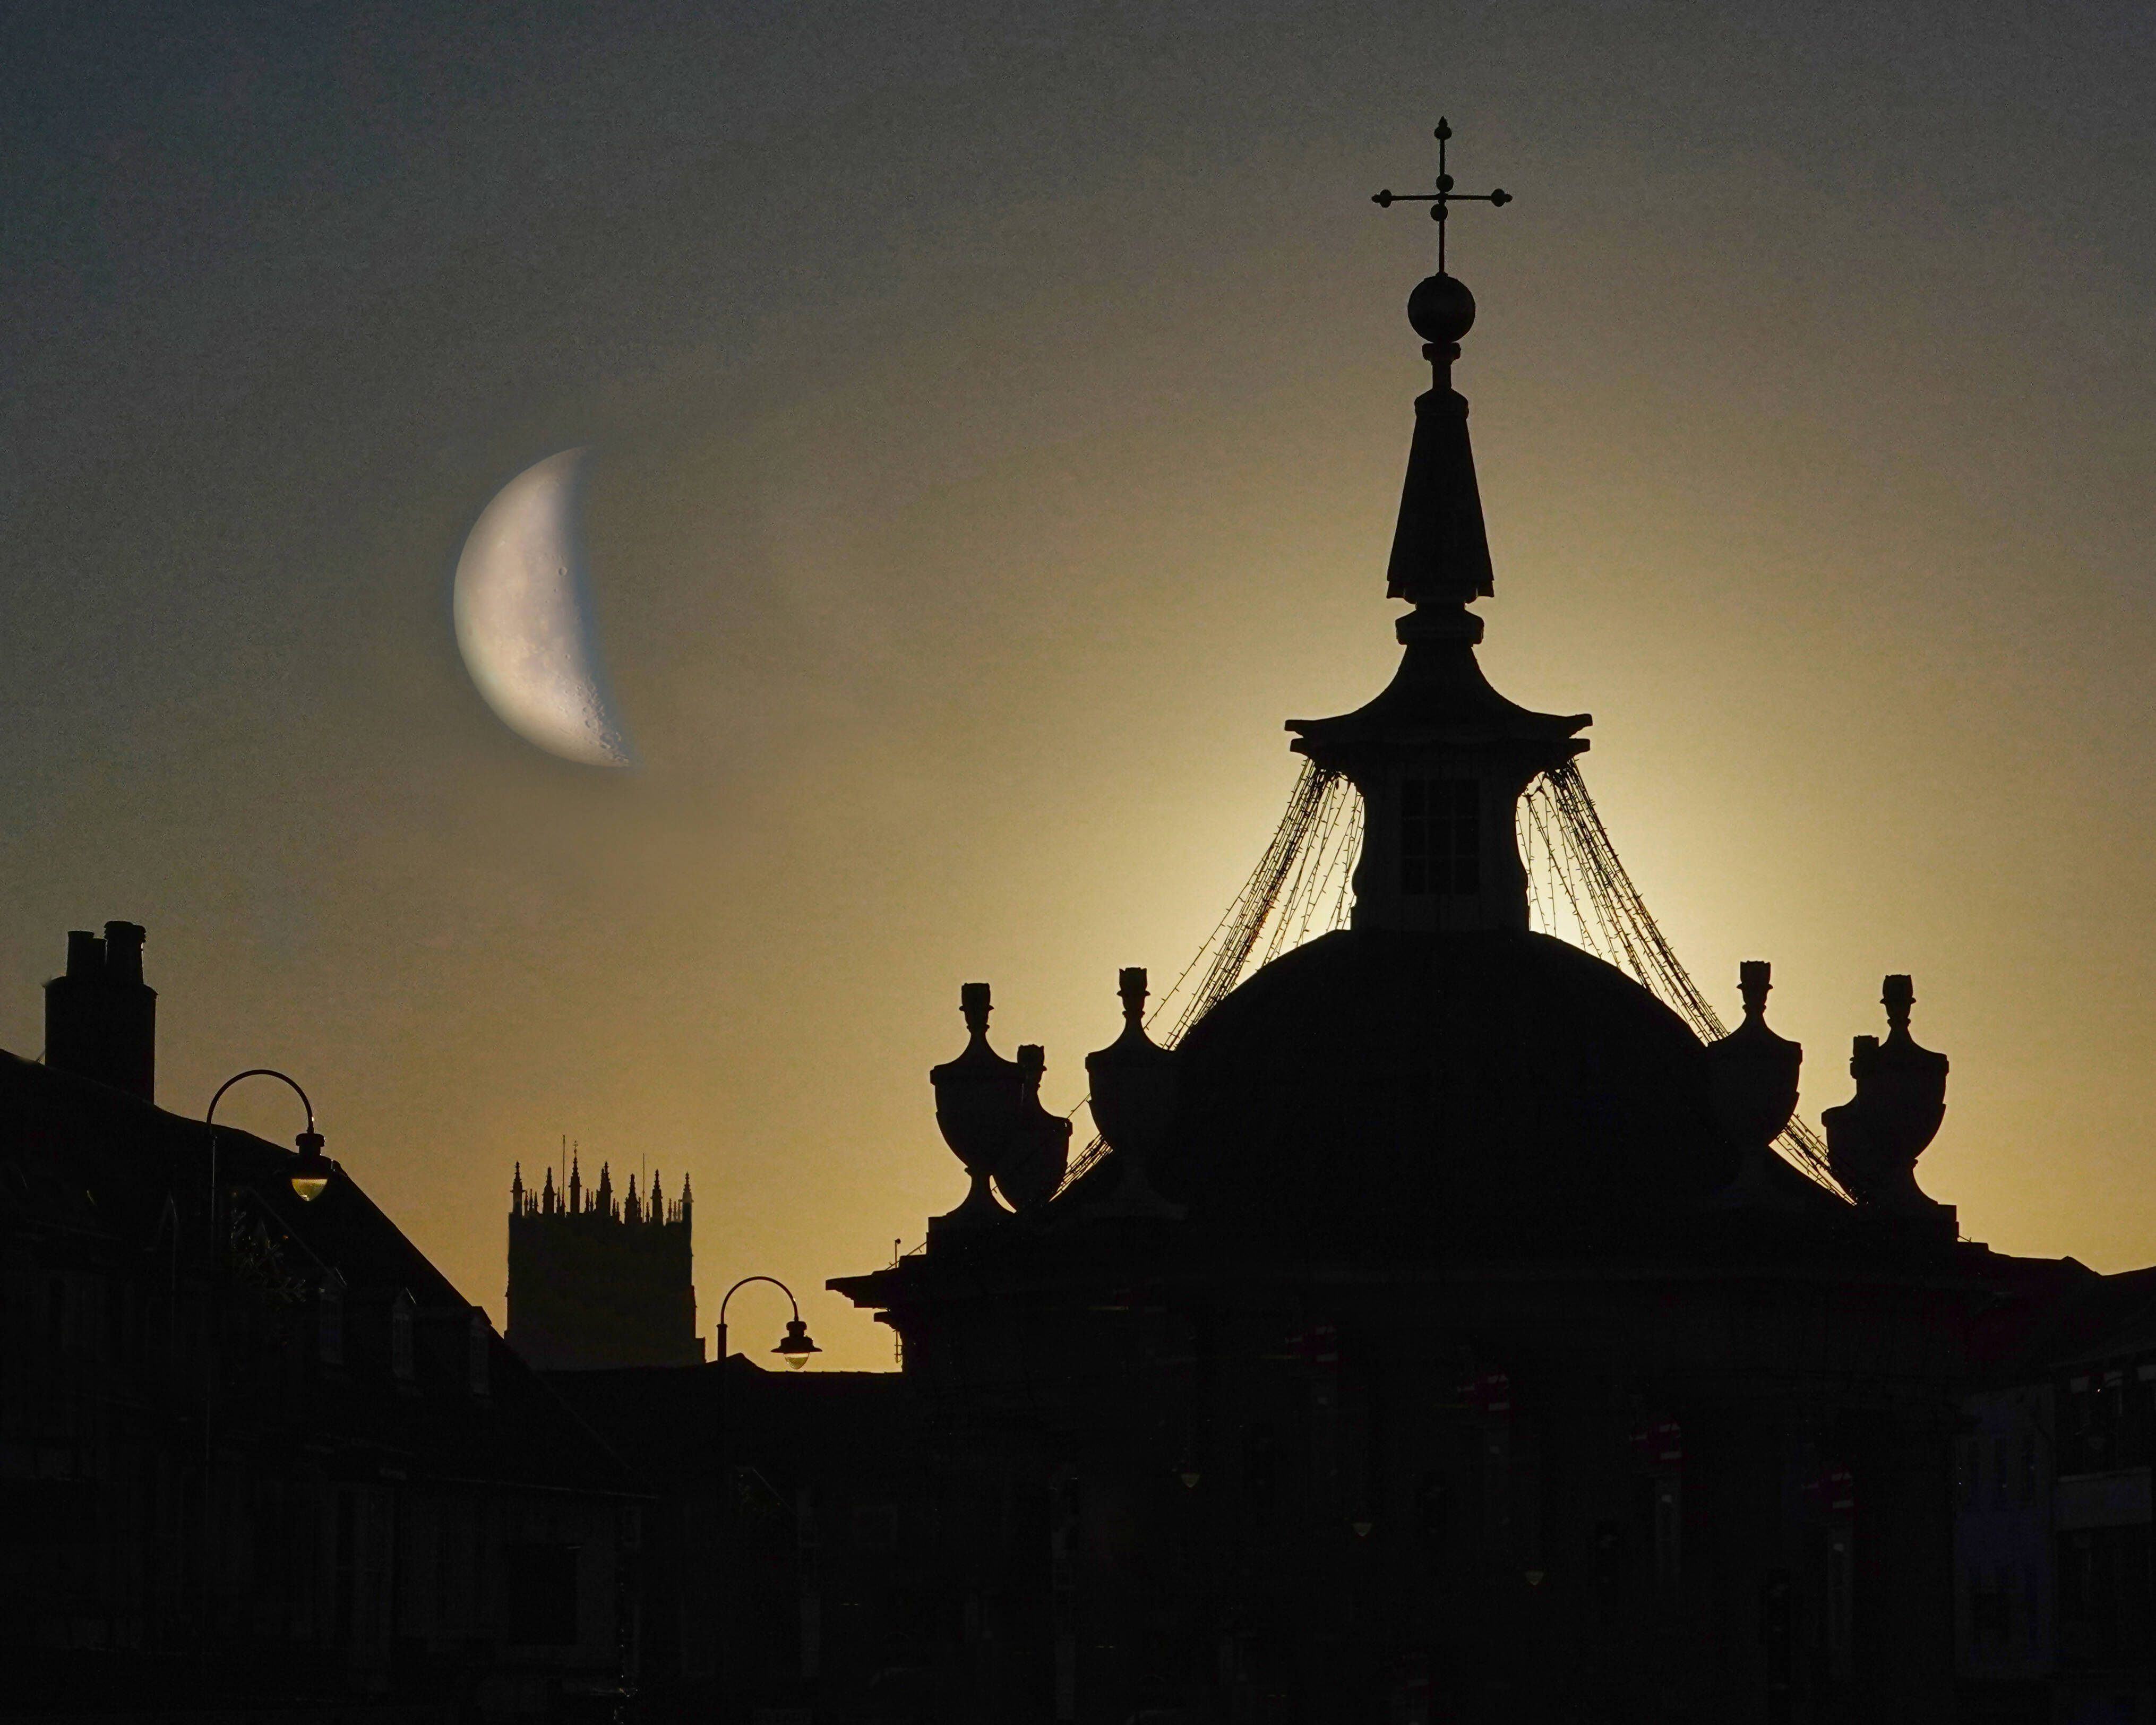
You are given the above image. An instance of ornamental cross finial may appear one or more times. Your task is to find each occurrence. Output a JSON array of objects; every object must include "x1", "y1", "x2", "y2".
[{"x1": 1371, "y1": 117, "x2": 1512, "y2": 276}]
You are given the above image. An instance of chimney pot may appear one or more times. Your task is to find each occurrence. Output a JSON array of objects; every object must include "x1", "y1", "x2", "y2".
[{"x1": 102, "y1": 922, "x2": 146, "y2": 986}]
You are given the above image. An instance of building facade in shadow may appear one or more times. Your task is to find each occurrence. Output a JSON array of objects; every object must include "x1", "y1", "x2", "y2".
[
  {"x1": 1954, "y1": 1271, "x2": 2156, "y2": 1724},
  {"x1": 821, "y1": 246, "x2": 2105, "y2": 1725},
  {"x1": 541, "y1": 1354, "x2": 957, "y2": 1725},
  {"x1": 0, "y1": 925, "x2": 646, "y2": 1720}
]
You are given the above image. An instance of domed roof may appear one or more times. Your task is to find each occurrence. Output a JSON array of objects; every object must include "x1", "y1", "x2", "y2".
[{"x1": 1153, "y1": 929, "x2": 1737, "y2": 1251}]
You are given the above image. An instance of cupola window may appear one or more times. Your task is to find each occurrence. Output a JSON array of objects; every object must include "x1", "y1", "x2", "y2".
[{"x1": 1401, "y1": 779, "x2": 1481, "y2": 895}]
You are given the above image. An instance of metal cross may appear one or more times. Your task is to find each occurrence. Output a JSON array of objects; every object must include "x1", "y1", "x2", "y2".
[{"x1": 1371, "y1": 117, "x2": 1512, "y2": 276}]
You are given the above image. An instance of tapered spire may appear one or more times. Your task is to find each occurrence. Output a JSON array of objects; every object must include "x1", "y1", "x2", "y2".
[
  {"x1": 1370, "y1": 119, "x2": 1511, "y2": 608},
  {"x1": 1289, "y1": 134, "x2": 1587, "y2": 934},
  {"x1": 1385, "y1": 273, "x2": 1493, "y2": 606}
]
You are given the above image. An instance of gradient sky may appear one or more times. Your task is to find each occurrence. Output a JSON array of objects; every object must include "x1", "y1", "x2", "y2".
[{"x1": 4, "y1": 1, "x2": 2151, "y2": 1369}]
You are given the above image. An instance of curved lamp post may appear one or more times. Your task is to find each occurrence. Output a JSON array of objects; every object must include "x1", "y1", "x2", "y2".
[
  {"x1": 205, "y1": 1068, "x2": 335, "y2": 1232},
  {"x1": 198, "y1": 1066, "x2": 330, "y2": 1668},
  {"x1": 716, "y1": 1275, "x2": 821, "y2": 1371}
]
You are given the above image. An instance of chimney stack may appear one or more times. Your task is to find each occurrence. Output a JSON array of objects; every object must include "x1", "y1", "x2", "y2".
[{"x1": 44, "y1": 921, "x2": 158, "y2": 1103}]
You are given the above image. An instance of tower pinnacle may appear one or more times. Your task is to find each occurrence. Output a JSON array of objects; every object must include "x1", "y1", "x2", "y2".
[{"x1": 1368, "y1": 119, "x2": 1516, "y2": 609}]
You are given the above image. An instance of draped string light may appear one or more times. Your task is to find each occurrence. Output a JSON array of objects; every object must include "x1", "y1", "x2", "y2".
[
  {"x1": 1522, "y1": 764, "x2": 1845, "y2": 1194},
  {"x1": 1059, "y1": 763, "x2": 1354, "y2": 1191},
  {"x1": 1057, "y1": 760, "x2": 1843, "y2": 1198}
]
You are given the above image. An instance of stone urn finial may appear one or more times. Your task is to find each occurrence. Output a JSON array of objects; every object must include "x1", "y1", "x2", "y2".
[
  {"x1": 1823, "y1": 974, "x2": 1951, "y2": 1218},
  {"x1": 1704, "y1": 960, "x2": 1804, "y2": 1206},
  {"x1": 928, "y1": 982, "x2": 1024, "y2": 1233},
  {"x1": 993, "y1": 1044, "x2": 1073, "y2": 1214},
  {"x1": 1081, "y1": 967, "x2": 1187, "y2": 1221}
]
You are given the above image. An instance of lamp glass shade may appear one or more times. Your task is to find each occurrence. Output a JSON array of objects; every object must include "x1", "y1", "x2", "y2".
[
  {"x1": 774, "y1": 1317, "x2": 822, "y2": 1370},
  {"x1": 290, "y1": 1131, "x2": 334, "y2": 1202}
]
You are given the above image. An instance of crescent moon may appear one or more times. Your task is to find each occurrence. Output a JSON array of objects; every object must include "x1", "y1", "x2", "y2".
[{"x1": 453, "y1": 448, "x2": 635, "y2": 767}]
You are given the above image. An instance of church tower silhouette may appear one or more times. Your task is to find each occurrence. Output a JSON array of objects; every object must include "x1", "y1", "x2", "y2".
[{"x1": 505, "y1": 1152, "x2": 701, "y2": 1370}]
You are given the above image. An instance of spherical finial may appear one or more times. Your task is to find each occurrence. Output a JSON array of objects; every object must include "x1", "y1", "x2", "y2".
[{"x1": 1406, "y1": 272, "x2": 1476, "y2": 345}]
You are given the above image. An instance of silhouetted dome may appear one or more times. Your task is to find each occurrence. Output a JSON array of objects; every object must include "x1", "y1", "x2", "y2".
[{"x1": 1155, "y1": 929, "x2": 1736, "y2": 1250}]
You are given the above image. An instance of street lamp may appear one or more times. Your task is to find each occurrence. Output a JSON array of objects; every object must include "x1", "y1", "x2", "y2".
[
  {"x1": 288, "y1": 1131, "x2": 334, "y2": 1202},
  {"x1": 199, "y1": 1065, "x2": 328, "y2": 1672},
  {"x1": 716, "y1": 1275, "x2": 822, "y2": 1371},
  {"x1": 205, "y1": 1068, "x2": 334, "y2": 1215}
]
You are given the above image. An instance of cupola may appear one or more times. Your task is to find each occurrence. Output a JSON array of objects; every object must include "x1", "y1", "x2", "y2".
[{"x1": 1290, "y1": 131, "x2": 1586, "y2": 935}]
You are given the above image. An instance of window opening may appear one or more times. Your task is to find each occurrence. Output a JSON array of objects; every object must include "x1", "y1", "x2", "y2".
[{"x1": 1401, "y1": 779, "x2": 1480, "y2": 896}]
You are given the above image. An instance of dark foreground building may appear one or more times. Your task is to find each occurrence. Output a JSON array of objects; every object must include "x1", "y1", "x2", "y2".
[
  {"x1": 1954, "y1": 1270, "x2": 2156, "y2": 1725},
  {"x1": 544, "y1": 1355, "x2": 954, "y2": 1724},
  {"x1": 1, "y1": 924, "x2": 645, "y2": 1720},
  {"x1": 817, "y1": 230, "x2": 2114, "y2": 1723}
]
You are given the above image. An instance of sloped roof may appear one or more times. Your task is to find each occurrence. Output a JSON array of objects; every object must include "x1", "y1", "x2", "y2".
[
  {"x1": 0, "y1": 1046, "x2": 638, "y2": 1498},
  {"x1": 1999, "y1": 1262, "x2": 2156, "y2": 1378}
]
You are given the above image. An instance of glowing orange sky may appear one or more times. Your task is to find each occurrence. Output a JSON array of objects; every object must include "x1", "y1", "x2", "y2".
[{"x1": 3, "y1": 3, "x2": 2152, "y2": 1367}]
